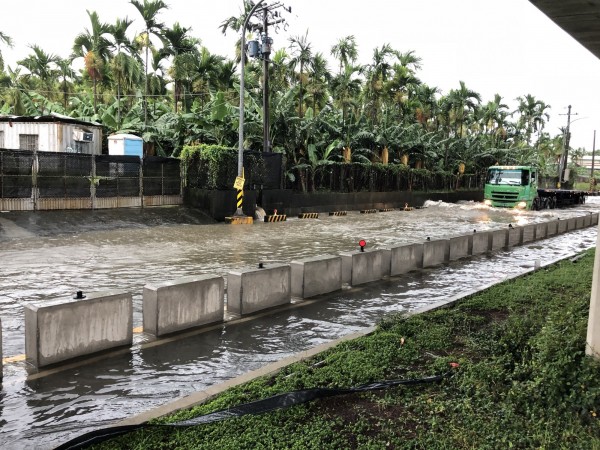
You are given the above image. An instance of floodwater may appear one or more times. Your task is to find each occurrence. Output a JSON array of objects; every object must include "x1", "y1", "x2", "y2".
[{"x1": 0, "y1": 199, "x2": 598, "y2": 448}]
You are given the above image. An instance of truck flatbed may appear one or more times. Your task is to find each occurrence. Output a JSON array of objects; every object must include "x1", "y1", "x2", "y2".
[{"x1": 537, "y1": 188, "x2": 586, "y2": 208}]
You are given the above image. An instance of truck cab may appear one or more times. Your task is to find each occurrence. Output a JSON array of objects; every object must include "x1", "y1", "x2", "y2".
[{"x1": 484, "y1": 165, "x2": 537, "y2": 209}]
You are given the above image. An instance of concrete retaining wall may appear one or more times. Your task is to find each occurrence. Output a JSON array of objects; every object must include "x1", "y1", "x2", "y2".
[
  {"x1": 381, "y1": 249, "x2": 391, "y2": 277},
  {"x1": 449, "y1": 235, "x2": 472, "y2": 261},
  {"x1": 522, "y1": 224, "x2": 536, "y2": 242},
  {"x1": 507, "y1": 227, "x2": 522, "y2": 247},
  {"x1": 535, "y1": 222, "x2": 547, "y2": 240},
  {"x1": 557, "y1": 219, "x2": 568, "y2": 234},
  {"x1": 567, "y1": 217, "x2": 578, "y2": 231},
  {"x1": 546, "y1": 220, "x2": 558, "y2": 236},
  {"x1": 143, "y1": 275, "x2": 224, "y2": 337},
  {"x1": 340, "y1": 250, "x2": 383, "y2": 285},
  {"x1": 423, "y1": 239, "x2": 450, "y2": 267},
  {"x1": 592, "y1": 213, "x2": 599, "y2": 226},
  {"x1": 471, "y1": 231, "x2": 490, "y2": 255},
  {"x1": 227, "y1": 265, "x2": 291, "y2": 316},
  {"x1": 490, "y1": 229, "x2": 508, "y2": 251},
  {"x1": 291, "y1": 255, "x2": 342, "y2": 298},
  {"x1": 25, "y1": 290, "x2": 133, "y2": 368},
  {"x1": 584, "y1": 215, "x2": 592, "y2": 228},
  {"x1": 576, "y1": 216, "x2": 586, "y2": 229},
  {"x1": 389, "y1": 243, "x2": 423, "y2": 275}
]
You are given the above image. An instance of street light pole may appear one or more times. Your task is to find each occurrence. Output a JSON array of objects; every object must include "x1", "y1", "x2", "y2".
[{"x1": 236, "y1": 0, "x2": 266, "y2": 216}]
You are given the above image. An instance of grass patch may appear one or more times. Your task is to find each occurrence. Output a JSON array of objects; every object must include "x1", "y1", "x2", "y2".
[{"x1": 96, "y1": 251, "x2": 600, "y2": 449}]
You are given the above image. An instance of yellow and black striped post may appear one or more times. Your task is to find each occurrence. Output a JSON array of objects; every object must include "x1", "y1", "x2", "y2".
[
  {"x1": 225, "y1": 169, "x2": 253, "y2": 224},
  {"x1": 236, "y1": 188, "x2": 243, "y2": 211}
]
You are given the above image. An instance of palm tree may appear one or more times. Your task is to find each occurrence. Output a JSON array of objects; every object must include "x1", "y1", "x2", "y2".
[
  {"x1": 130, "y1": 0, "x2": 168, "y2": 126},
  {"x1": 330, "y1": 35, "x2": 357, "y2": 74},
  {"x1": 109, "y1": 17, "x2": 140, "y2": 128},
  {"x1": 55, "y1": 57, "x2": 77, "y2": 110},
  {"x1": 72, "y1": 10, "x2": 113, "y2": 114},
  {"x1": 192, "y1": 46, "x2": 225, "y2": 111},
  {"x1": 0, "y1": 31, "x2": 13, "y2": 71},
  {"x1": 306, "y1": 52, "x2": 331, "y2": 114},
  {"x1": 162, "y1": 22, "x2": 200, "y2": 113},
  {"x1": 2, "y1": 66, "x2": 34, "y2": 115},
  {"x1": 444, "y1": 80, "x2": 481, "y2": 138},
  {"x1": 363, "y1": 44, "x2": 396, "y2": 125},
  {"x1": 479, "y1": 94, "x2": 509, "y2": 149},
  {"x1": 515, "y1": 94, "x2": 550, "y2": 146},
  {"x1": 288, "y1": 31, "x2": 313, "y2": 118},
  {"x1": 330, "y1": 64, "x2": 362, "y2": 145},
  {"x1": 17, "y1": 45, "x2": 58, "y2": 109}
]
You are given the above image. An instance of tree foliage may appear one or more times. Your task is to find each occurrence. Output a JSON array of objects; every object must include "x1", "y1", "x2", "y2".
[{"x1": 0, "y1": 3, "x2": 571, "y2": 190}]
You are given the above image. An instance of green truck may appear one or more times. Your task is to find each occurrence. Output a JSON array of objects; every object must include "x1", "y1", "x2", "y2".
[{"x1": 484, "y1": 165, "x2": 587, "y2": 210}]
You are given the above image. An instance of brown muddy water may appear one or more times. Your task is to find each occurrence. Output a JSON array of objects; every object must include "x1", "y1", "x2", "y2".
[{"x1": 0, "y1": 199, "x2": 598, "y2": 448}]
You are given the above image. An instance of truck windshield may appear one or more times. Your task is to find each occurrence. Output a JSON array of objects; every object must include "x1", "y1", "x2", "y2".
[{"x1": 486, "y1": 169, "x2": 525, "y2": 186}]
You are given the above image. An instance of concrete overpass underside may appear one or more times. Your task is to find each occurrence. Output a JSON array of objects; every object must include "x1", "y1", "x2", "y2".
[{"x1": 530, "y1": 0, "x2": 600, "y2": 59}]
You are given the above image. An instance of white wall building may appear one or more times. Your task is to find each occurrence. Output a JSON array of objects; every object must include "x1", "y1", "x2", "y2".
[{"x1": 0, "y1": 113, "x2": 102, "y2": 155}]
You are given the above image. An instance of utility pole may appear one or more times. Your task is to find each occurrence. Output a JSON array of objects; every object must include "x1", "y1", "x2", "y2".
[
  {"x1": 227, "y1": 1, "x2": 290, "y2": 224},
  {"x1": 262, "y1": 7, "x2": 272, "y2": 153},
  {"x1": 591, "y1": 130, "x2": 597, "y2": 191},
  {"x1": 557, "y1": 105, "x2": 578, "y2": 187},
  {"x1": 252, "y1": 3, "x2": 287, "y2": 153}
]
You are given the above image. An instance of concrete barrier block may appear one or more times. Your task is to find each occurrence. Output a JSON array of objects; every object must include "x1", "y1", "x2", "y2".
[
  {"x1": 583, "y1": 215, "x2": 592, "y2": 228},
  {"x1": 592, "y1": 213, "x2": 599, "y2": 226},
  {"x1": 389, "y1": 243, "x2": 423, "y2": 276},
  {"x1": 291, "y1": 255, "x2": 342, "y2": 299},
  {"x1": 546, "y1": 220, "x2": 558, "y2": 236},
  {"x1": 490, "y1": 229, "x2": 508, "y2": 251},
  {"x1": 535, "y1": 222, "x2": 547, "y2": 240},
  {"x1": 576, "y1": 216, "x2": 586, "y2": 229},
  {"x1": 340, "y1": 250, "x2": 383, "y2": 286},
  {"x1": 25, "y1": 290, "x2": 133, "y2": 368},
  {"x1": 567, "y1": 217, "x2": 578, "y2": 231},
  {"x1": 471, "y1": 231, "x2": 490, "y2": 255},
  {"x1": 449, "y1": 235, "x2": 472, "y2": 261},
  {"x1": 381, "y1": 249, "x2": 391, "y2": 277},
  {"x1": 522, "y1": 224, "x2": 536, "y2": 242},
  {"x1": 557, "y1": 219, "x2": 568, "y2": 234},
  {"x1": 507, "y1": 227, "x2": 523, "y2": 247},
  {"x1": 423, "y1": 239, "x2": 450, "y2": 268},
  {"x1": 143, "y1": 275, "x2": 224, "y2": 337},
  {"x1": 227, "y1": 264, "x2": 291, "y2": 316}
]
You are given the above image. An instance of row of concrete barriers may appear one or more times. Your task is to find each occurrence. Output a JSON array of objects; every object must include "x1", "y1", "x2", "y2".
[{"x1": 13, "y1": 213, "x2": 598, "y2": 371}]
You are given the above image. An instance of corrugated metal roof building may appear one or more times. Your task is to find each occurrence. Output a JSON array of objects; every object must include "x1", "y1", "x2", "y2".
[{"x1": 0, "y1": 113, "x2": 102, "y2": 155}]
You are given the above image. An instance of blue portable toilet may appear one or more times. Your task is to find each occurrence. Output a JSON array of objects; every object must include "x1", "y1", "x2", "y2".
[{"x1": 108, "y1": 133, "x2": 143, "y2": 158}]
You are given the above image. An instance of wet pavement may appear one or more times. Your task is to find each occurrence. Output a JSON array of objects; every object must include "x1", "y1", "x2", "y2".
[{"x1": 0, "y1": 199, "x2": 598, "y2": 448}]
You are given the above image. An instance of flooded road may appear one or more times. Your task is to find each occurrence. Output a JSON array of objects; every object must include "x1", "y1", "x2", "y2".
[{"x1": 0, "y1": 199, "x2": 598, "y2": 448}]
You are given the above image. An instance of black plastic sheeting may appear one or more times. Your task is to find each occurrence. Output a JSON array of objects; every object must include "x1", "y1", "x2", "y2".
[
  {"x1": 142, "y1": 157, "x2": 181, "y2": 196},
  {"x1": 0, "y1": 149, "x2": 34, "y2": 198},
  {"x1": 37, "y1": 152, "x2": 93, "y2": 198},
  {"x1": 55, "y1": 371, "x2": 451, "y2": 450},
  {"x1": 95, "y1": 155, "x2": 141, "y2": 198}
]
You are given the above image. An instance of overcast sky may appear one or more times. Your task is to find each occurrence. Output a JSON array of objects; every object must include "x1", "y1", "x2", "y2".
[{"x1": 2, "y1": 0, "x2": 599, "y2": 151}]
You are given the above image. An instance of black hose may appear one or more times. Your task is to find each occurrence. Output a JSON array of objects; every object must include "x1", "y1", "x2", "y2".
[{"x1": 54, "y1": 370, "x2": 453, "y2": 450}]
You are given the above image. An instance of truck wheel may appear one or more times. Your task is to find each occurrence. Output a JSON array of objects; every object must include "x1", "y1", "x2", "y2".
[
  {"x1": 542, "y1": 198, "x2": 550, "y2": 209},
  {"x1": 549, "y1": 197, "x2": 557, "y2": 209},
  {"x1": 532, "y1": 198, "x2": 541, "y2": 211}
]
